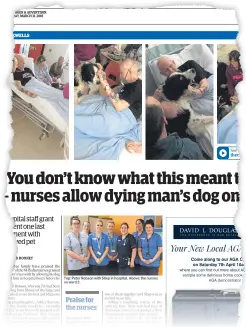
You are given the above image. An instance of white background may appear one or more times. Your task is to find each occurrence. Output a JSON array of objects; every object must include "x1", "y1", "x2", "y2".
[{"x1": 1, "y1": 1, "x2": 246, "y2": 327}]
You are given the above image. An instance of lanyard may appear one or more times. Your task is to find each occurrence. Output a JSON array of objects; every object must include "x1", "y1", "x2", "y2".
[
  {"x1": 121, "y1": 235, "x2": 128, "y2": 247},
  {"x1": 79, "y1": 233, "x2": 86, "y2": 255},
  {"x1": 136, "y1": 231, "x2": 143, "y2": 241},
  {"x1": 146, "y1": 233, "x2": 153, "y2": 252},
  {"x1": 96, "y1": 235, "x2": 102, "y2": 251},
  {"x1": 73, "y1": 232, "x2": 85, "y2": 254},
  {"x1": 108, "y1": 233, "x2": 116, "y2": 249}
]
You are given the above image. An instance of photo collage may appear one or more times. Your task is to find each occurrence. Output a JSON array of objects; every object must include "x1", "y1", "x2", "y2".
[{"x1": 11, "y1": 43, "x2": 242, "y2": 161}]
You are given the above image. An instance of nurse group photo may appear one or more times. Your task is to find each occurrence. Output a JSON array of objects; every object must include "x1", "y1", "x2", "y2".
[{"x1": 63, "y1": 215, "x2": 163, "y2": 276}]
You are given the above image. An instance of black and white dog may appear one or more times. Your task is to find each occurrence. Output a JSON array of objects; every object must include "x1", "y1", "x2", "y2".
[
  {"x1": 74, "y1": 62, "x2": 102, "y2": 102},
  {"x1": 161, "y1": 69, "x2": 213, "y2": 137}
]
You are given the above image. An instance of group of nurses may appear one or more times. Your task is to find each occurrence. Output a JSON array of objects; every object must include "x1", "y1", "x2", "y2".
[{"x1": 64, "y1": 217, "x2": 162, "y2": 276}]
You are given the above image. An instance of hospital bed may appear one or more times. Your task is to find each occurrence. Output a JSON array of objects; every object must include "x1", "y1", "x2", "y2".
[
  {"x1": 147, "y1": 44, "x2": 214, "y2": 159},
  {"x1": 10, "y1": 56, "x2": 68, "y2": 145}
]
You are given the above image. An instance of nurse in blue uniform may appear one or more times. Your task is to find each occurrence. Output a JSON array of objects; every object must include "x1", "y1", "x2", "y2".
[
  {"x1": 88, "y1": 220, "x2": 109, "y2": 275},
  {"x1": 132, "y1": 219, "x2": 145, "y2": 275},
  {"x1": 117, "y1": 222, "x2": 137, "y2": 275},
  {"x1": 106, "y1": 220, "x2": 119, "y2": 275},
  {"x1": 64, "y1": 216, "x2": 90, "y2": 275},
  {"x1": 138, "y1": 219, "x2": 163, "y2": 275}
]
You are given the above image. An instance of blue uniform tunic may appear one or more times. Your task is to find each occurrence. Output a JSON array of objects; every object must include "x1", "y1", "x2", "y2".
[
  {"x1": 138, "y1": 233, "x2": 162, "y2": 267},
  {"x1": 88, "y1": 232, "x2": 110, "y2": 266}
]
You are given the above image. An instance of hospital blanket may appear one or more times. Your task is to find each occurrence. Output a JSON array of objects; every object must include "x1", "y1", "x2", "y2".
[
  {"x1": 190, "y1": 75, "x2": 214, "y2": 116},
  {"x1": 23, "y1": 78, "x2": 69, "y2": 123},
  {"x1": 217, "y1": 110, "x2": 238, "y2": 144},
  {"x1": 74, "y1": 95, "x2": 141, "y2": 160}
]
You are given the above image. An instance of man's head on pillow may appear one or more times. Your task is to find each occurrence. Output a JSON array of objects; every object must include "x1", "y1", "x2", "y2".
[
  {"x1": 15, "y1": 54, "x2": 25, "y2": 71},
  {"x1": 157, "y1": 57, "x2": 177, "y2": 77}
]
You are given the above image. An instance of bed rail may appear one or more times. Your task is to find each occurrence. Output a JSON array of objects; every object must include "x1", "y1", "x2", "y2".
[{"x1": 12, "y1": 94, "x2": 55, "y2": 140}]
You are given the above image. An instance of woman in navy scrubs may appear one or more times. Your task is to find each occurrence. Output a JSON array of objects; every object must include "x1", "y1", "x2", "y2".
[
  {"x1": 64, "y1": 216, "x2": 90, "y2": 275},
  {"x1": 106, "y1": 220, "x2": 119, "y2": 275},
  {"x1": 132, "y1": 219, "x2": 145, "y2": 275},
  {"x1": 117, "y1": 222, "x2": 136, "y2": 275},
  {"x1": 88, "y1": 220, "x2": 109, "y2": 275},
  {"x1": 138, "y1": 219, "x2": 162, "y2": 275}
]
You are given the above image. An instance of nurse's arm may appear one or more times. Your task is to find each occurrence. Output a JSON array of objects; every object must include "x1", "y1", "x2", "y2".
[
  {"x1": 99, "y1": 247, "x2": 109, "y2": 263},
  {"x1": 98, "y1": 72, "x2": 129, "y2": 112},
  {"x1": 89, "y1": 246, "x2": 99, "y2": 264},
  {"x1": 65, "y1": 249, "x2": 84, "y2": 262},
  {"x1": 149, "y1": 247, "x2": 163, "y2": 263},
  {"x1": 107, "y1": 254, "x2": 113, "y2": 261},
  {"x1": 138, "y1": 248, "x2": 147, "y2": 264},
  {"x1": 84, "y1": 250, "x2": 91, "y2": 262},
  {"x1": 130, "y1": 248, "x2": 137, "y2": 267},
  {"x1": 110, "y1": 98, "x2": 130, "y2": 112}
]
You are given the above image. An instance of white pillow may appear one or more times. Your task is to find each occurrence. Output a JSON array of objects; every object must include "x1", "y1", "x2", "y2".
[
  {"x1": 179, "y1": 44, "x2": 214, "y2": 74},
  {"x1": 148, "y1": 44, "x2": 214, "y2": 87},
  {"x1": 24, "y1": 57, "x2": 35, "y2": 72},
  {"x1": 149, "y1": 53, "x2": 182, "y2": 86}
]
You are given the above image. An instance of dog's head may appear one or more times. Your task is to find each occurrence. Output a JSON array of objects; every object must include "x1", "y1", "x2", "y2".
[
  {"x1": 218, "y1": 93, "x2": 232, "y2": 108},
  {"x1": 80, "y1": 63, "x2": 101, "y2": 85},
  {"x1": 162, "y1": 69, "x2": 196, "y2": 101}
]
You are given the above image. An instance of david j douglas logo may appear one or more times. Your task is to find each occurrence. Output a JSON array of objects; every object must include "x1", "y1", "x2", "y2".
[{"x1": 174, "y1": 225, "x2": 240, "y2": 239}]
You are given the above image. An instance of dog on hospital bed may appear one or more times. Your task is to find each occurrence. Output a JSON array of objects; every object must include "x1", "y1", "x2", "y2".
[
  {"x1": 74, "y1": 62, "x2": 103, "y2": 103},
  {"x1": 161, "y1": 69, "x2": 213, "y2": 138}
]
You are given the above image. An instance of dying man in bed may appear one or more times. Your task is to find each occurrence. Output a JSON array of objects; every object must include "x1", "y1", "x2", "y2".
[
  {"x1": 153, "y1": 56, "x2": 214, "y2": 116},
  {"x1": 158, "y1": 57, "x2": 211, "y2": 94},
  {"x1": 13, "y1": 54, "x2": 69, "y2": 122},
  {"x1": 154, "y1": 57, "x2": 212, "y2": 114},
  {"x1": 97, "y1": 59, "x2": 142, "y2": 121}
]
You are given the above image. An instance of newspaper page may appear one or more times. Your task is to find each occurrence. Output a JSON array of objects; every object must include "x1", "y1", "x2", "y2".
[{"x1": 5, "y1": 6, "x2": 243, "y2": 327}]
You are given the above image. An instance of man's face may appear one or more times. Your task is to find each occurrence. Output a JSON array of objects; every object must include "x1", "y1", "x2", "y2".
[
  {"x1": 158, "y1": 58, "x2": 176, "y2": 77},
  {"x1": 120, "y1": 65, "x2": 131, "y2": 83},
  {"x1": 18, "y1": 57, "x2": 25, "y2": 70},
  {"x1": 120, "y1": 62, "x2": 137, "y2": 83}
]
